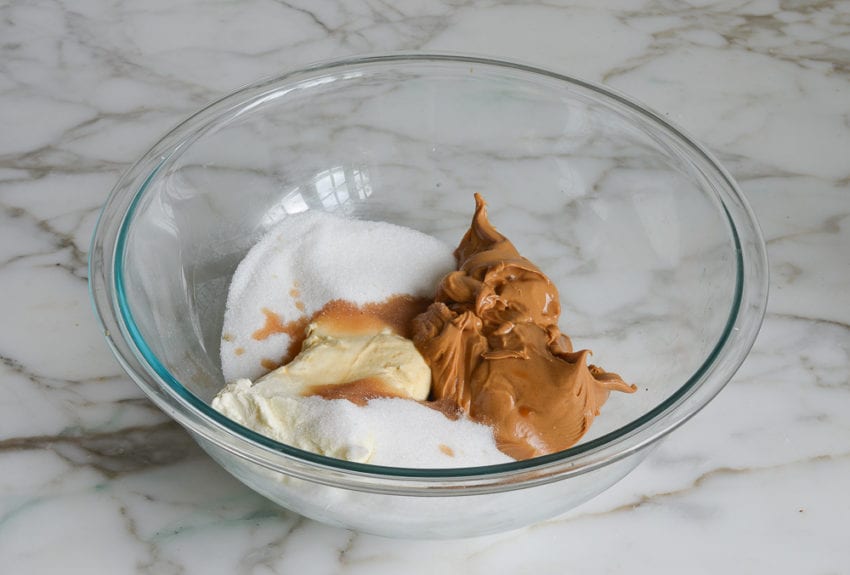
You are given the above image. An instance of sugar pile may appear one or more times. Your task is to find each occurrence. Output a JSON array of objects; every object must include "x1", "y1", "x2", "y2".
[{"x1": 220, "y1": 211, "x2": 455, "y2": 382}]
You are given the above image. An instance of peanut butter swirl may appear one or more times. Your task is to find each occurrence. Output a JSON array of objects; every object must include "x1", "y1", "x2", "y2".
[{"x1": 413, "y1": 194, "x2": 636, "y2": 460}]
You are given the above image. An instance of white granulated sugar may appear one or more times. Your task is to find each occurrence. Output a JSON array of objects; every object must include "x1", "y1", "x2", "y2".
[
  {"x1": 292, "y1": 397, "x2": 513, "y2": 468},
  {"x1": 220, "y1": 211, "x2": 455, "y2": 382},
  {"x1": 214, "y1": 382, "x2": 514, "y2": 467}
]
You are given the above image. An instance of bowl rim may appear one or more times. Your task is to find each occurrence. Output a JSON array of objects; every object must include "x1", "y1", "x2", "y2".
[{"x1": 89, "y1": 52, "x2": 769, "y2": 494}]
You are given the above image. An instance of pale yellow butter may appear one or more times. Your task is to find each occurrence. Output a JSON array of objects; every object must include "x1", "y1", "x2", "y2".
[{"x1": 212, "y1": 323, "x2": 431, "y2": 462}]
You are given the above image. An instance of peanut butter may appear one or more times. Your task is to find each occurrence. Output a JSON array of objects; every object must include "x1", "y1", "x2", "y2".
[{"x1": 413, "y1": 194, "x2": 636, "y2": 459}]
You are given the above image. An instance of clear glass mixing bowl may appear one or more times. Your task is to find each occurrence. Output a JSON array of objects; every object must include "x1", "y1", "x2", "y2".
[{"x1": 89, "y1": 54, "x2": 768, "y2": 538}]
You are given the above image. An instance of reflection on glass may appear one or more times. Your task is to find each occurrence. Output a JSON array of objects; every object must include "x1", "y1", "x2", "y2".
[
  {"x1": 263, "y1": 166, "x2": 373, "y2": 228},
  {"x1": 313, "y1": 165, "x2": 373, "y2": 208}
]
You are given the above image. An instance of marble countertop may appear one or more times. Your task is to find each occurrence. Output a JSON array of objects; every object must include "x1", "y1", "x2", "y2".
[{"x1": 2, "y1": 1, "x2": 848, "y2": 572}]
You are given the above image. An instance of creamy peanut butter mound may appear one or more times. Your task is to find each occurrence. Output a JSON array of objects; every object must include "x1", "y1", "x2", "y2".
[{"x1": 413, "y1": 194, "x2": 637, "y2": 460}]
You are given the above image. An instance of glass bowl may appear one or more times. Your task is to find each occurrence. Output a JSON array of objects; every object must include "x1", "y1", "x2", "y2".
[{"x1": 89, "y1": 54, "x2": 768, "y2": 538}]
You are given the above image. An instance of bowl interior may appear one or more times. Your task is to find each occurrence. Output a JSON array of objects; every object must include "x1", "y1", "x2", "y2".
[{"x1": 118, "y1": 59, "x2": 739, "y2": 462}]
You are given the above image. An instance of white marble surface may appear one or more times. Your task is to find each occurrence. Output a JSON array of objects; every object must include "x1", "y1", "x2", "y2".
[{"x1": 1, "y1": 0, "x2": 848, "y2": 572}]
